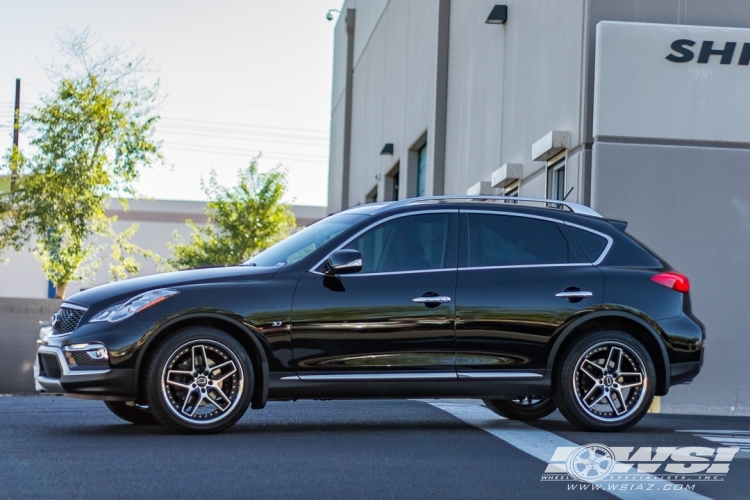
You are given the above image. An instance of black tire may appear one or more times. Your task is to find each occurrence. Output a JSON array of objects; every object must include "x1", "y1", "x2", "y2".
[
  {"x1": 146, "y1": 327, "x2": 254, "y2": 434},
  {"x1": 483, "y1": 397, "x2": 556, "y2": 421},
  {"x1": 103, "y1": 401, "x2": 160, "y2": 425},
  {"x1": 553, "y1": 330, "x2": 656, "y2": 432}
]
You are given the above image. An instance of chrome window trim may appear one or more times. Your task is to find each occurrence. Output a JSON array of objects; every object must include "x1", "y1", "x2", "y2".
[
  {"x1": 461, "y1": 209, "x2": 596, "y2": 269},
  {"x1": 563, "y1": 221, "x2": 614, "y2": 266},
  {"x1": 334, "y1": 267, "x2": 458, "y2": 278},
  {"x1": 459, "y1": 263, "x2": 592, "y2": 272},
  {"x1": 309, "y1": 209, "x2": 459, "y2": 275},
  {"x1": 461, "y1": 208, "x2": 565, "y2": 225}
]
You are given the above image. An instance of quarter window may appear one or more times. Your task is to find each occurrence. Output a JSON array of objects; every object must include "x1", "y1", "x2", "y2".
[
  {"x1": 465, "y1": 214, "x2": 577, "y2": 267},
  {"x1": 568, "y1": 226, "x2": 608, "y2": 263},
  {"x1": 345, "y1": 213, "x2": 451, "y2": 273}
]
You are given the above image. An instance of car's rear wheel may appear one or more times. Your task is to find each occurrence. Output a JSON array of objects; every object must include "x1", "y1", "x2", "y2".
[
  {"x1": 103, "y1": 401, "x2": 160, "y2": 425},
  {"x1": 553, "y1": 330, "x2": 655, "y2": 432},
  {"x1": 483, "y1": 396, "x2": 556, "y2": 421},
  {"x1": 146, "y1": 327, "x2": 253, "y2": 434}
]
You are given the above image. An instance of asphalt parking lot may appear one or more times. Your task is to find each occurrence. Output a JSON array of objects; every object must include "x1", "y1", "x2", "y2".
[{"x1": 1, "y1": 396, "x2": 749, "y2": 499}]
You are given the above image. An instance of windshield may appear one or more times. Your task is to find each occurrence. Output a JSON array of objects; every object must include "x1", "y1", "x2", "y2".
[{"x1": 245, "y1": 213, "x2": 369, "y2": 267}]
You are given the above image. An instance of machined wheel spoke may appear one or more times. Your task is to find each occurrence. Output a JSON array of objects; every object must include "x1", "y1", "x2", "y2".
[
  {"x1": 206, "y1": 393, "x2": 230, "y2": 412},
  {"x1": 181, "y1": 389, "x2": 202, "y2": 416},
  {"x1": 581, "y1": 360, "x2": 603, "y2": 381},
  {"x1": 582, "y1": 384, "x2": 601, "y2": 403},
  {"x1": 606, "y1": 347, "x2": 623, "y2": 372},
  {"x1": 617, "y1": 372, "x2": 644, "y2": 388},
  {"x1": 209, "y1": 360, "x2": 237, "y2": 380},
  {"x1": 586, "y1": 391, "x2": 607, "y2": 410},
  {"x1": 607, "y1": 393, "x2": 625, "y2": 416},
  {"x1": 613, "y1": 388, "x2": 628, "y2": 414},
  {"x1": 211, "y1": 362, "x2": 238, "y2": 384},
  {"x1": 211, "y1": 385, "x2": 232, "y2": 405},
  {"x1": 191, "y1": 345, "x2": 208, "y2": 372},
  {"x1": 166, "y1": 370, "x2": 193, "y2": 389}
]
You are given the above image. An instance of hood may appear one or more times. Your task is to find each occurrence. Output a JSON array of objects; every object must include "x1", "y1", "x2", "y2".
[{"x1": 66, "y1": 265, "x2": 279, "y2": 310}]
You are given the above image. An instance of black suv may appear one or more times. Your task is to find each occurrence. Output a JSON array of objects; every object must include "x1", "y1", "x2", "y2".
[{"x1": 36, "y1": 196, "x2": 704, "y2": 434}]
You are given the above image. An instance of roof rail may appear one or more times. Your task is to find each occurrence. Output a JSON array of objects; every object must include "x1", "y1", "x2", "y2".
[{"x1": 393, "y1": 195, "x2": 603, "y2": 218}]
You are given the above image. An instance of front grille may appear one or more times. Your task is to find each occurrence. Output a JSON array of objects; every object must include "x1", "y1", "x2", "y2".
[
  {"x1": 39, "y1": 353, "x2": 62, "y2": 378},
  {"x1": 70, "y1": 351, "x2": 108, "y2": 368},
  {"x1": 51, "y1": 306, "x2": 85, "y2": 335}
]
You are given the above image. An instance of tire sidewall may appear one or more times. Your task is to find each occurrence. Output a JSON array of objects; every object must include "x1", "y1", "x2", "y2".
[
  {"x1": 554, "y1": 330, "x2": 655, "y2": 432},
  {"x1": 483, "y1": 397, "x2": 556, "y2": 421},
  {"x1": 146, "y1": 327, "x2": 254, "y2": 434}
]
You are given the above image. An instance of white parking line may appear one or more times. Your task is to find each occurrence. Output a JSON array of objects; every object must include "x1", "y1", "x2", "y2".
[
  {"x1": 426, "y1": 400, "x2": 709, "y2": 500},
  {"x1": 676, "y1": 430, "x2": 750, "y2": 453}
]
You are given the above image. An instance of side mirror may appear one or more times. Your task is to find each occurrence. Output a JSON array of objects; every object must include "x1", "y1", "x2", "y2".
[{"x1": 324, "y1": 249, "x2": 363, "y2": 275}]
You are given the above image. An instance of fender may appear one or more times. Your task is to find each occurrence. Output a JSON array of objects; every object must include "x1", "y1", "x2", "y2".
[
  {"x1": 545, "y1": 309, "x2": 671, "y2": 394},
  {"x1": 133, "y1": 312, "x2": 270, "y2": 409}
]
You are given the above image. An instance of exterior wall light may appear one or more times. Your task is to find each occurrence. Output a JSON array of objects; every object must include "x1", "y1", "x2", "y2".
[
  {"x1": 380, "y1": 143, "x2": 394, "y2": 155},
  {"x1": 485, "y1": 5, "x2": 508, "y2": 25}
]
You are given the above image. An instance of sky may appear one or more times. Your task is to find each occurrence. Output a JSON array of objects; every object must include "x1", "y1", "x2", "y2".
[{"x1": 0, "y1": 0, "x2": 343, "y2": 207}]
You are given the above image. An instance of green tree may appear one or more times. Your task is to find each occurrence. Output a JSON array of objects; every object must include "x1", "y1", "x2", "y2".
[
  {"x1": 0, "y1": 29, "x2": 162, "y2": 298},
  {"x1": 168, "y1": 161, "x2": 295, "y2": 270}
]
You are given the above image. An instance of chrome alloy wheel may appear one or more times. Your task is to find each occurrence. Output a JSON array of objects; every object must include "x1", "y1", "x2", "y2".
[
  {"x1": 160, "y1": 340, "x2": 244, "y2": 424},
  {"x1": 573, "y1": 341, "x2": 647, "y2": 422}
]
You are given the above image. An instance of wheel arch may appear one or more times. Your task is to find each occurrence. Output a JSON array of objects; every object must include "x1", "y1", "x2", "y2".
[
  {"x1": 134, "y1": 313, "x2": 270, "y2": 409},
  {"x1": 547, "y1": 310, "x2": 670, "y2": 396}
]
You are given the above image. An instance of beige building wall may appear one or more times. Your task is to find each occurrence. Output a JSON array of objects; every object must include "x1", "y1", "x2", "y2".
[{"x1": 0, "y1": 200, "x2": 326, "y2": 299}]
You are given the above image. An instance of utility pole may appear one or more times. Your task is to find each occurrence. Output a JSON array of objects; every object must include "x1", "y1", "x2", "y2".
[{"x1": 10, "y1": 78, "x2": 20, "y2": 192}]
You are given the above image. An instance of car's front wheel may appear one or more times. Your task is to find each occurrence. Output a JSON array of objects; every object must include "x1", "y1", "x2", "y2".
[
  {"x1": 146, "y1": 327, "x2": 254, "y2": 434},
  {"x1": 483, "y1": 396, "x2": 556, "y2": 421},
  {"x1": 553, "y1": 330, "x2": 655, "y2": 432}
]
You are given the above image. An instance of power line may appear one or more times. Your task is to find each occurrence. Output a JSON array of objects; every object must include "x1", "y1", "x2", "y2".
[
  {"x1": 157, "y1": 127, "x2": 328, "y2": 146},
  {"x1": 163, "y1": 143, "x2": 329, "y2": 164},
  {"x1": 164, "y1": 141, "x2": 328, "y2": 160},
  {"x1": 160, "y1": 117, "x2": 328, "y2": 136}
]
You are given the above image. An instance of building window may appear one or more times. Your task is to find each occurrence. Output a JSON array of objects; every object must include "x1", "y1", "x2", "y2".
[
  {"x1": 504, "y1": 181, "x2": 519, "y2": 203},
  {"x1": 416, "y1": 143, "x2": 427, "y2": 197},
  {"x1": 548, "y1": 161, "x2": 566, "y2": 201},
  {"x1": 366, "y1": 185, "x2": 378, "y2": 204},
  {"x1": 386, "y1": 163, "x2": 400, "y2": 201}
]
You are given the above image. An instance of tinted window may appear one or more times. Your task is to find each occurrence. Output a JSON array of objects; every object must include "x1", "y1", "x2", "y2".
[
  {"x1": 568, "y1": 226, "x2": 608, "y2": 263},
  {"x1": 466, "y1": 214, "x2": 575, "y2": 267},
  {"x1": 345, "y1": 213, "x2": 451, "y2": 273},
  {"x1": 247, "y1": 213, "x2": 368, "y2": 267}
]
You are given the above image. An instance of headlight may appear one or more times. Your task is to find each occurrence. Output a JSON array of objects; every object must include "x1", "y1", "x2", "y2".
[{"x1": 90, "y1": 289, "x2": 179, "y2": 323}]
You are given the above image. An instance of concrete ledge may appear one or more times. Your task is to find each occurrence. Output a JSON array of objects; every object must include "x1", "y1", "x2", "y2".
[
  {"x1": 491, "y1": 163, "x2": 523, "y2": 188},
  {"x1": 532, "y1": 130, "x2": 569, "y2": 161}
]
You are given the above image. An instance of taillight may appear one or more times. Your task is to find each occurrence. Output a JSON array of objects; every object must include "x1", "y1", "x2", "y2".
[{"x1": 651, "y1": 271, "x2": 690, "y2": 293}]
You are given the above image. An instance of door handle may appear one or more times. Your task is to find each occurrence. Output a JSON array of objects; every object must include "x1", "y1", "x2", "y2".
[
  {"x1": 555, "y1": 291, "x2": 593, "y2": 299},
  {"x1": 412, "y1": 296, "x2": 451, "y2": 304}
]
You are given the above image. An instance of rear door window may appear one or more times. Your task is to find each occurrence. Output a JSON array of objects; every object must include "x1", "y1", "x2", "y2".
[{"x1": 464, "y1": 213, "x2": 579, "y2": 267}]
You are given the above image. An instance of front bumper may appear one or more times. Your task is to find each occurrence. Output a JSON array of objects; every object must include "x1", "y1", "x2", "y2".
[{"x1": 36, "y1": 345, "x2": 134, "y2": 400}]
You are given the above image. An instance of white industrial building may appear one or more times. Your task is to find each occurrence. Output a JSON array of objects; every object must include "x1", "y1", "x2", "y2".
[{"x1": 326, "y1": 0, "x2": 750, "y2": 411}]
